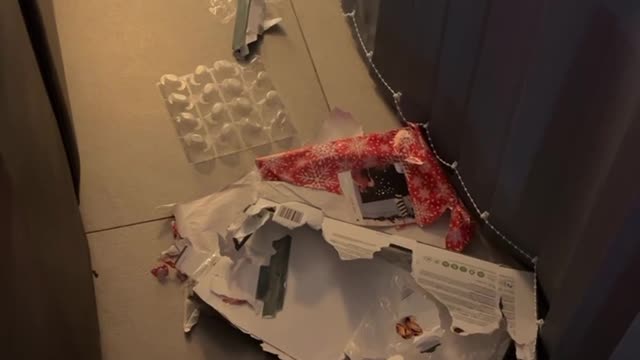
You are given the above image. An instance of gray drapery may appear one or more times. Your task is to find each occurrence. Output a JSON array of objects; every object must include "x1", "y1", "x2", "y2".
[{"x1": 345, "y1": 0, "x2": 640, "y2": 358}]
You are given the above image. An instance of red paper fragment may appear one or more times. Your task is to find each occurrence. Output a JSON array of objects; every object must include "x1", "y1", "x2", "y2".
[
  {"x1": 150, "y1": 264, "x2": 170, "y2": 280},
  {"x1": 256, "y1": 124, "x2": 473, "y2": 251}
]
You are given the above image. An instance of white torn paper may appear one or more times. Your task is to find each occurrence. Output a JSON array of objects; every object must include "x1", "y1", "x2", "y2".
[
  {"x1": 183, "y1": 293, "x2": 201, "y2": 333},
  {"x1": 195, "y1": 223, "x2": 403, "y2": 360},
  {"x1": 498, "y1": 267, "x2": 537, "y2": 360},
  {"x1": 173, "y1": 171, "x2": 261, "y2": 255},
  {"x1": 208, "y1": 256, "x2": 262, "y2": 307},
  {"x1": 175, "y1": 242, "x2": 215, "y2": 277},
  {"x1": 322, "y1": 217, "x2": 396, "y2": 260},
  {"x1": 411, "y1": 245, "x2": 503, "y2": 335},
  {"x1": 227, "y1": 207, "x2": 272, "y2": 242},
  {"x1": 185, "y1": 199, "x2": 538, "y2": 359}
]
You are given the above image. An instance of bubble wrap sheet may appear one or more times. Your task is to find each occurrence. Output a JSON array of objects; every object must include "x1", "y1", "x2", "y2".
[{"x1": 158, "y1": 59, "x2": 296, "y2": 163}]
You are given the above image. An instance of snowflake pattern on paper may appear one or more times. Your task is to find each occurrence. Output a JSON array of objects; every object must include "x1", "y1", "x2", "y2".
[
  {"x1": 311, "y1": 143, "x2": 336, "y2": 159},
  {"x1": 256, "y1": 124, "x2": 473, "y2": 251},
  {"x1": 377, "y1": 142, "x2": 393, "y2": 154},
  {"x1": 259, "y1": 154, "x2": 286, "y2": 174},
  {"x1": 296, "y1": 164, "x2": 337, "y2": 190},
  {"x1": 417, "y1": 187, "x2": 432, "y2": 200},
  {"x1": 347, "y1": 136, "x2": 369, "y2": 162}
]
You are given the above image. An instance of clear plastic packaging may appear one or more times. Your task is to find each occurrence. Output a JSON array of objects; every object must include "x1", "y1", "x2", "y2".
[
  {"x1": 208, "y1": 0, "x2": 237, "y2": 23},
  {"x1": 158, "y1": 58, "x2": 296, "y2": 163},
  {"x1": 344, "y1": 272, "x2": 512, "y2": 360},
  {"x1": 208, "y1": 0, "x2": 282, "y2": 24}
]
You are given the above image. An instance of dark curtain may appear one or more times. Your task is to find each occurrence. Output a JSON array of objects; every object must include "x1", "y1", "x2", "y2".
[{"x1": 346, "y1": 0, "x2": 640, "y2": 358}]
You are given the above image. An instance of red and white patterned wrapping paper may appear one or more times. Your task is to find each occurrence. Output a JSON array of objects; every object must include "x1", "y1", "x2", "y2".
[{"x1": 256, "y1": 124, "x2": 473, "y2": 252}]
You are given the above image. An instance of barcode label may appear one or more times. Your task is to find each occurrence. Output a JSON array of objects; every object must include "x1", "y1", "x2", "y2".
[{"x1": 276, "y1": 206, "x2": 304, "y2": 224}]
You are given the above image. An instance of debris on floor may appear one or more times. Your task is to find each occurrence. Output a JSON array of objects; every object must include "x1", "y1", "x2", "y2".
[
  {"x1": 150, "y1": 264, "x2": 170, "y2": 281},
  {"x1": 170, "y1": 197, "x2": 534, "y2": 360},
  {"x1": 232, "y1": 0, "x2": 282, "y2": 59},
  {"x1": 151, "y1": 115, "x2": 538, "y2": 359}
]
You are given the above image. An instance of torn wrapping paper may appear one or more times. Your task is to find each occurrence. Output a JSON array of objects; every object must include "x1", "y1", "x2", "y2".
[
  {"x1": 173, "y1": 177, "x2": 459, "y2": 260},
  {"x1": 172, "y1": 171, "x2": 510, "y2": 266},
  {"x1": 169, "y1": 107, "x2": 456, "y2": 255},
  {"x1": 256, "y1": 124, "x2": 474, "y2": 252},
  {"x1": 233, "y1": 0, "x2": 282, "y2": 59},
  {"x1": 183, "y1": 198, "x2": 538, "y2": 360}
]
